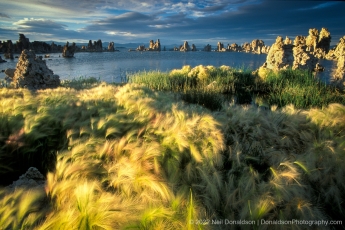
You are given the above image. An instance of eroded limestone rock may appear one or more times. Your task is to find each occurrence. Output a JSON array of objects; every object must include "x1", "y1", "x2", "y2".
[
  {"x1": 62, "y1": 41, "x2": 76, "y2": 57},
  {"x1": 317, "y1": 28, "x2": 331, "y2": 53},
  {"x1": 4, "y1": 68, "x2": 15, "y2": 80},
  {"x1": 180, "y1": 41, "x2": 191, "y2": 51},
  {"x1": 334, "y1": 55, "x2": 345, "y2": 79},
  {"x1": 326, "y1": 36, "x2": 345, "y2": 60},
  {"x1": 203, "y1": 44, "x2": 212, "y2": 52},
  {"x1": 284, "y1": 36, "x2": 292, "y2": 45},
  {"x1": 266, "y1": 36, "x2": 293, "y2": 71},
  {"x1": 108, "y1": 42, "x2": 115, "y2": 51},
  {"x1": 217, "y1": 42, "x2": 225, "y2": 52},
  {"x1": 251, "y1": 39, "x2": 265, "y2": 54},
  {"x1": 242, "y1": 42, "x2": 251, "y2": 53},
  {"x1": 7, "y1": 167, "x2": 45, "y2": 191},
  {"x1": 292, "y1": 45, "x2": 318, "y2": 70},
  {"x1": 148, "y1": 39, "x2": 161, "y2": 51},
  {"x1": 11, "y1": 49, "x2": 60, "y2": 90},
  {"x1": 227, "y1": 43, "x2": 241, "y2": 52},
  {"x1": 294, "y1": 36, "x2": 306, "y2": 47},
  {"x1": 265, "y1": 35, "x2": 318, "y2": 71},
  {"x1": 306, "y1": 28, "x2": 319, "y2": 52}
]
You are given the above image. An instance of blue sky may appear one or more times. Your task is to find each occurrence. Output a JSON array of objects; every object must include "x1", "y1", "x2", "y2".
[{"x1": 0, "y1": 0, "x2": 344, "y2": 46}]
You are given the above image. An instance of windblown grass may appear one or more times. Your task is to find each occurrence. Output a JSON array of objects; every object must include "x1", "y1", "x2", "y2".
[
  {"x1": 1, "y1": 78, "x2": 345, "y2": 229},
  {"x1": 255, "y1": 68, "x2": 345, "y2": 109},
  {"x1": 129, "y1": 66, "x2": 345, "y2": 110},
  {"x1": 128, "y1": 65, "x2": 254, "y2": 111}
]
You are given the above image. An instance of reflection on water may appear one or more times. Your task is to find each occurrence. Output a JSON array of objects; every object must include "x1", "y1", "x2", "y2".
[{"x1": 0, "y1": 49, "x2": 338, "y2": 83}]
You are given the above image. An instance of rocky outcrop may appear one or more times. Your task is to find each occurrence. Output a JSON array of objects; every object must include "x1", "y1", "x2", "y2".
[
  {"x1": 148, "y1": 39, "x2": 161, "y2": 51},
  {"x1": 87, "y1": 39, "x2": 103, "y2": 51},
  {"x1": 191, "y1": 44, "x2": 197, "y2": 51},
  {"x1": 265, "y1": 35, "x2": 318, "y2": 71},
  {"x1": 136, "y1": 45, "x2": 145, "y2": 51},
  {"x1": 11, "y1": 49, "x2": 60, "y2": 90},
  {"x1": 6, "y1": 167, "x2": 45, "y2": 191},
  {"x1": 51, "y1": 42, "x2": 61, "y2": 52},
  {"x1": 203, "y1": 44, "x2": 212, "y2": 52},
  {"x1": 242, "y1": 42, "x2": 251, "y2": 53},
  {"x1": 4, "y1": 68, "x2": 15, "y2": 81},
  {"x1": 16, "y1": 34, "x2": 30, "y2": 52},
  {"x1": 292, "y1": 45, "x2": 318, "y2": 70},
  {"x1": 251, "y1": 39, "x2": 265, "y2": 54},
  {"x1": 326, "y1": 36, "x2": 345, "y2": 60},
  {"x1": 180, "y1": 41, "x2": 191, "y2": 51},
  {"x1": 30, "y1": 41, "x2": 52, "y2": 53},
  {"x1": 227, "y1": 43, "x2": 241, "y2": 52},
  {"x1": 306, "y1": 28, "x2": 319, "y2": 52},
  {"x1": 217, "y1": 42, "x2": 225, "y2": 52},
  {"x1": 4, "y1": 40, "x2": 14, "y2": 59},
  {"x1": 62, "y1": 41, "x2": 76, "y2": 57},
  {"x1": 0, "y1": 34, "x2": 62, "y2": 54},
  {"x1": 261, "y1": 45, "x2": 270, "y2": 54},
  {"x1": 334, "y1": 55, "x2": 345, "y2": 80},
  {"x1": 265, "y1": 36, "x2": 293, "y2": 71},
  {"x1": 294, "y1": 36, "x2": 306, "y2": 47},
  {"x1": 304, "y1": 27, "x2": 331, "y2": 58},
  {"x1": 108, "y1": 42, "x2": 115, "y2": 51},
  {"x1": 317, "y1": 28, "x2": 331, "y2": 53},
  {"x1": 284, "y1": 36, "x2": 292, "y2": 45}
]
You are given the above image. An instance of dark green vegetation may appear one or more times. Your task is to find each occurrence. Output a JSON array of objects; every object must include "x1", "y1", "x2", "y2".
[
  {"x1": 0, "y1": 68, "x2": 345, "y2": 229},
  {"x1": 129, "y1": 65, "x2": 345, "y2": 110}
]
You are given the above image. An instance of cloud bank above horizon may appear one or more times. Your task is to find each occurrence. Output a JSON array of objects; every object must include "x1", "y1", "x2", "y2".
[{"x1": 0, "y1": 0, "x2": 344, "y2": 46}]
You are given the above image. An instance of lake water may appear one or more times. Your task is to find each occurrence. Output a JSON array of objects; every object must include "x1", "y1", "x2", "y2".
[{"x1": 0, "y1": 48, "x2": 337, "y2": 83}]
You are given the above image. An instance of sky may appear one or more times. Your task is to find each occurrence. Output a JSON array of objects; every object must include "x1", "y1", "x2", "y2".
[{"x1": 0, "y1": 0, "x2": 344, "y2": 47}]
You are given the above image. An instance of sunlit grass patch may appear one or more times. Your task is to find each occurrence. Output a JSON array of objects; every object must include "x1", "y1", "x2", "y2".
[{"x1": 1, "y1": 79, "x2": 345, "y2": 229}]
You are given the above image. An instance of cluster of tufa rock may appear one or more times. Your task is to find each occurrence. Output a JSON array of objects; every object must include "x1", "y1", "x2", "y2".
[
  {"x1": 0, "y1": 34, "x2": 63, "y2": 56},
  {"x1": 149, "y1": 39, "x2": 161, "y2": 51},
  {"x1": 62, "y1": 41, "x2": 76, "y2": 57},
  {"x1": 326, "y1": 36, "x2": 345, "y2": 61},
  {"x1": 214, "y1": 39, "x2": 270, "y2": 54},
  {"x1": 136, "y1": 39, "x2": 161, "y2": 51},
  {"x1": 6, "y1": 167, "x2": 45, "y2": 191},
  {"x1": 7, "y1": 49, "x2": 60, "y2": 90},
  {"x1": 108, "y1": 41, "x2": 115, "y2": 51},
  {"x1": 265, "y1": 36, "x2": 294, "y2": 71},
  {"x1": 260, "y1": 30, "x2": 331, "y2": 74}
]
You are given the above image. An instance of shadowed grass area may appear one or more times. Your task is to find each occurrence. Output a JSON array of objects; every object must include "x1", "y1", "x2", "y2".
[
  {"x1": 0, "y1": 76, "x2": 345, "y2": 229},
  {"x1": 129, "y1": 66, "x2": 345, "y2": 110},
  {"x1": 128, "y1": 65, "x2": 254, "y2": 111},
  {"x1": 256, "y1": 69, "x2": 345, "y2": 109}
]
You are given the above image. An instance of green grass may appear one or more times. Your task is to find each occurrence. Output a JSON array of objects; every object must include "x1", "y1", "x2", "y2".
[
  {"x1": 0, "y1": 72, "x2": 345, "y2": 229},
  {"x1": 256, "y1": 68, "x2": 345, "y2": 109},
  {"x1": 129, "y1": 66, "x2": 345, "y2": 110},
  {"x1": 128, "y1": 65, "x2": 254, "y2": 111}
]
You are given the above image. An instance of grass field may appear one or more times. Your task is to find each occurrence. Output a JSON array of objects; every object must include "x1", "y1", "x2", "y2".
[{"x1": 0, "y1": 67, "x2": 345, "y2": 229}]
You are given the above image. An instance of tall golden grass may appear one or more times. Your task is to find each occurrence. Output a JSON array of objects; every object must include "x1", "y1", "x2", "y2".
[{"x1": 0, "y1": 81, "x2": 345, "y2": 229}]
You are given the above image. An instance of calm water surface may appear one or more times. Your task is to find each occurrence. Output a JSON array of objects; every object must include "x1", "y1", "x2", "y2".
[{"x1": 0, "y1": 48, "x2": 337, "y2": 83}]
